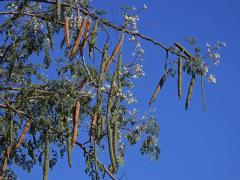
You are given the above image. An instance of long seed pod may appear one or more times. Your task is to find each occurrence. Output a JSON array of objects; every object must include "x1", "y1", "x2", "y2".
[
  {"x1": 105, "y1": 32, "x2": 125, "y2": 71},
  {"x1": 112, "y1": 53, "x2": 122, "y2": 160},
  {"x1": 9, "y1": 114, "x2": 13, "y2": 144},
  {"x1": 56, "y1": 0, "x2": 61, "y2": 21},
  {"x1": 67, "y1": 128, "x2": 72, "y2": 168},
  {"x1": 64, "y1": 16, "x2": 71, "y2": 48},
  {"x1": 178, "y1": 55, "x2": 182, "y2": 98},
  {"x1": 106, "y1": 69, "x2": 118, "y2": 173},
  {"x1": 201, "y1": 76, "x2": 207, "y2": 111},
  {"x1": 80, "y1": 19, "x2": 92, "y2": 55},
  {"x1": 70, "y1": 100, "x2": 80, "y2": 149},
  {"x1": 70, "y1": 16, "x2": 88, "y2": 59},
  {"x1": 89, "y1": 20, "x2": 99, "y2": 59},
  {"x1": 15, "y1": 121, "x2": 31, "y2": 149},
  {"x1": 149, "y1": 74, "x2": 168, "y2": 106},
  {"x1": 90, "y1": 110, "x2": 97, "y2": 143},
  {"x1": 185, "y1": 75, "x2": 196, "y2": 110},
  {"x1": 90, "y1": 42, "x2": 108, "y2": 142},
  {"x1": 1, "y1": 145, "x2": 13, "y2": 175},
  {"x1": 43, "y1": 130, "x2": 49, "y2": 180}
]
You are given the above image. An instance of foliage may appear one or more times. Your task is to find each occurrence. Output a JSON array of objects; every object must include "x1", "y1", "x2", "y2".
[{"x1": 0, "y1": 1, "x2": 225, "y2": 180}]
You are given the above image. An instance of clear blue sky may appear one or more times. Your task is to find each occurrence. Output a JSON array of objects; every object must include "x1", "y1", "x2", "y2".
[{"x1": 15, "y1": 0, "x2": 240, "y2": 179}]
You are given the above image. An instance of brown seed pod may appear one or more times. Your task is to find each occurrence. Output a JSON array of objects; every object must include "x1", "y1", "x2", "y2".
[
  {"x1": 149, "y1": 74, "x2": 168, "y2": 106},
  {"x1": 15, "y1": 121, "x2": 31, "y2": 149},
  {"x1": 105, "y1": 32, "x2": 125, "y2": 71},
  {"x1": 1, "y1": 145, "x2": 13, "y2": 175},
  {"x1": 43, "y1": 130, "x2": 49, "y2": 180},
  {"x1": 80, "y1": 19, "x2": 92, "y2": 55},
  {"x1": 64, "y1": 16, "x2": 71, "y2": 48},
  {"x1": 70, "y1": 16, "x2": 88, "y2": 59},
  {"x1": 178, "y1": 55, "x2": 182, "y2": 98},
  {"x1": 185, "y1": 75, "x2": 195, "y2": 110},
  {"x1": 70, "y1": 100, "x2": 80, "y2": 149}
]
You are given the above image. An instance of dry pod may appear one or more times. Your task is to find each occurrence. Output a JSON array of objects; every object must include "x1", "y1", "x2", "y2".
[
  {"x1": 15, "y1": 121, "x2": 31, "y2": 149},
  {"x1": 185, "y1": 75, "x2": 195, "y2": 110},
  {"x1": 149, "y1": 73, "x2": 168, "y2": 106},
  {"x1": 70, "y1": 100, "x2": 80, "y2": 149},
  {"x1": 1, "y1": 145, "x2": 13, "y2": 175},
  {"x1": 64, "y1": 16, "x2": 71, "y2": 48},
  {"x1": 70, "y1": 16, "x2": 88, "y2": 59},
  {"x1": 105, "y1": 32, "x2": 125, "y2": 71},
  {"x1": 80, "y1": 19, "x2": 92, "y2": 55},
  {"x1": 43, "y1": 130, "x2": 49, "y2": 180},
  {"x1": 178, "y1": 55, "x2": 182, "y2": 98}
]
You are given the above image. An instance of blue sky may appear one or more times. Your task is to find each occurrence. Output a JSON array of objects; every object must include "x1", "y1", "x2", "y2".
[{"x1": 15, "y1": 0, "x2": 240, "y2": 179}]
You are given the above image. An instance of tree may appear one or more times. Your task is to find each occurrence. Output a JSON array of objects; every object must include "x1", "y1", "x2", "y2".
[{"x1": 0, "y1": 1, "x2": 225, "y2": 180}]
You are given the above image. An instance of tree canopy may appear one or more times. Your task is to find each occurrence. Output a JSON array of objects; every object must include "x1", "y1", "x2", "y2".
[{"x1": 0, "y1": 1, "x2": 225, "y2": 180}]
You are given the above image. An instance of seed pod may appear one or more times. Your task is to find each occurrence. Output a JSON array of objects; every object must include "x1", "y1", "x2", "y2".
[
  {"x1": 64, "y1": 16, "x2": 71, "y2": 48},
  {"x1": 105, "y1": 32, "x2": 125, "y2": 71},
  {"x1": 106, "y1": 117, "x2": 116, "y2": 173},
  {"x1": 185, "y1": 75, "x2": 195, "y2": 110},
  {"x1": 67, "y1": 128, "x2": 72, "y2": 168},
  {"x1": 201, "y1": 76, "x2": 207, "y2": 111},
  {"x1": 149, "y1": 74, "x2": 168, "y2": 106},
  {"x1": 178, "y1": 55, "x2": 182, "y2": 98},
  {"x1": 94, "y1": 42, "x2": 108, "y2": 141},
  {"x1": 15, "y1": 121, "x2": 31, "y2": 149},
  {"x1": 43, "y1": 131, "x2": 49, "y2": 180},
  {"x1": 1, "y1": 145, "x2": 13, "y2": 175},
  {"x1": 70, "y1": 16, "x2": 88, "y2": 59},
  {"x1": 80, "y1": 19, "x2": 92, "y2": 55},
  {"x1": 70, "y1": 100, "x2": 80, "y2": 149},
  {"x1": 56, "y1": 0, "x2": 61, "y2": 21},
  {"x1": 90, "y1": 110, "x2": 97, "y2": 143},
  {"x1": 106, "y1": 67, "x2": 119, "y2": 173},
  {"x1": 9, "y1": 115, "x2": 13, "y2": 144},
  {"x1": 89, "y1": 20, "x2": 99, "y2": 59}
]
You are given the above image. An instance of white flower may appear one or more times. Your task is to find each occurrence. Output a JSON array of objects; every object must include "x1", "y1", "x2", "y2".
[
  {"x1": 214, "y1": 60, "x2": 220, "y2": 66},
  {"x1": 207, "y1": 74, "x2": 217, "y2": 83},
  {"x1": 206, "y1": 43, "x2": 210, "y2": 47},
  {"x1": 143, "y1": 3, "x2": 147, "y2": 9}
]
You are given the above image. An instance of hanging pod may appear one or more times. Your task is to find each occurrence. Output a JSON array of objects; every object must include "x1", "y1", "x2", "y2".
[
  {"x1": 56, "y1": 0, "x2": 61, "y2": 21},
  {"x1": 90, "y1": 110, "x2": 97, "y2": 143},
  {"x1": 64, "y1": 16, "x2": 71, "y2": 48},
  {"x1": 178, "y1": 55, "x2": 182, "y2": 98},
  {"x1": 201, "y1": 76, "x2": 207, "y2": 111},
  {"x1": 80, "y1": 19, "x2": 92, "y2": 55},
  {"x1": 89, "y1": 20, "x2": 99, "y2": 59},
  {"x1": 70, "y1": 100, "x2": 80, "y2": 149},
  {"x1": 185, "y1": 74, "x2": 195, "y2": 110},
  {"x1": 149, "y1": 73, "x2": 168, "y2": 106},
  {"x1": 105, "y1": 32, "x2": 125, "y2": 71},
  {"x1": 67, "y1": 128, "x2": 72, "y2": 168},
  {"x1": 15, "y1": 121, "x2": 31, "y2": 149},
  {"x1": 43, "y1": 130, "x2": 49, "y2": 180},
  {"x1": 106, "y1": 68, "x2": 118, "y2": 173},
  {"x1": 70, "y1": 16, "x2": 88, "y2": 59},
  {"x1": 89, "y1": 42, "x2": 108, "y2": 142}
]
